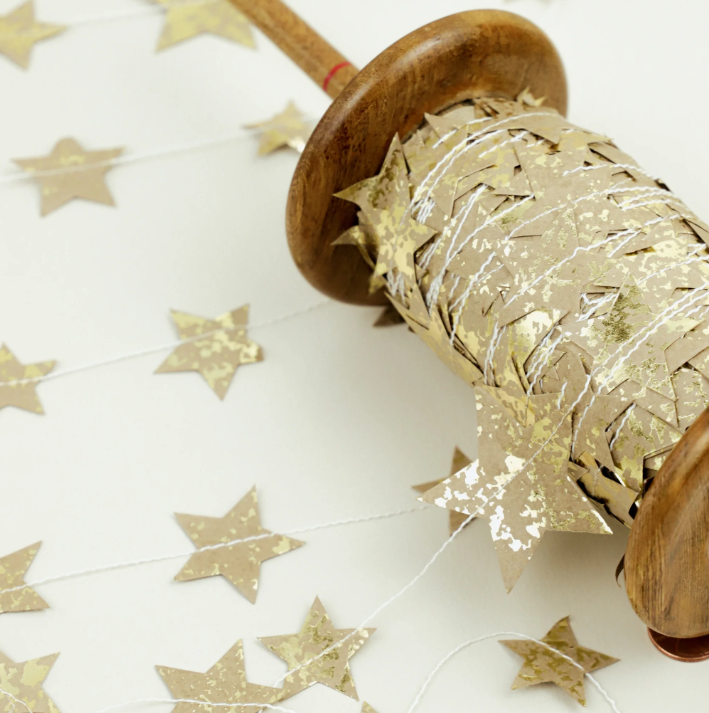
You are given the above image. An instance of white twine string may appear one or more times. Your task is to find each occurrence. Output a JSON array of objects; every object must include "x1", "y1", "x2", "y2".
[
  {"x1": 0, "y1": 299, "x2": 331, "y2": 388},
  {"x1": 0, "y1": 505, "x2": 427, "y2": 597},
  {"x1": 0, "y1": 117, "x2": 318, "y2": 188}
]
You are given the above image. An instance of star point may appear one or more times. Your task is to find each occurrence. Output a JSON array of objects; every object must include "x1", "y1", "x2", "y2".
[
  {"x1": 0, "y1": 542, "x2": 48, "y2": 614},
  {"x1": 152, "y1": 0, "x2": 254, "y2": 51},
  {"x1": 155, "y1": 305, "x2": 263, "y2": 400},
  {"x1": 0, "y1": 648, "x2": 61, "y2": 712},
  {"x1": 0, "y1": 1, "x2": 64, "y2": 70},
  {"x1": 0, "y1": 344, "x2": 55, "y2": 414},
  {"x1": 259, "y1": 597, "x2": 375, "y2": 700},
  {"x1": 501, "y1": 616, "x2": 618, "y2": 706},
  {"x1": 246, "y1": 102, "x2": 312, "y2": 155},
  {"x1": 158, "y1": 639, "x2": 281, "y2": 713},
  {"x1": 174, "y1": 487, "x2": 303, "y2": 603},
  {"x1": 14, "y1": 137, "x2": 123, "y2": 216}
]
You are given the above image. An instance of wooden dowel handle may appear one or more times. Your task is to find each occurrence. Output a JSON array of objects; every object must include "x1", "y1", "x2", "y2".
[{"x1": 227, "y1": 0, "x2": 359, "y2": 98}]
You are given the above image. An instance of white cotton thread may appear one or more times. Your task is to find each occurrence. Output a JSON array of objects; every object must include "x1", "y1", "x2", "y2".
[
  {"x1": 563, "y1": 161, "x2": 660, "y2": 184},
  {"x1": 608, "y1": 404, "x2": 636, "y2": 452},
  {"x1": 406, "y1": 631, "x2": 622, "y2": 713},
  {"x1": 0, "y1": 118, "x2": 319, "y2": 187},
  {"x1": 0, "y1": 299, "x2": 331, "y2": 389},
  {"x1": 0, "y1": 504, "x2": 427, "y2": 597}
]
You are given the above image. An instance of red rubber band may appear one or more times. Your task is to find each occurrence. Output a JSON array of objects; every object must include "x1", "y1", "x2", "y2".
[{"x1": 323, "y1": 62, "x2": 352, "y2": 92}]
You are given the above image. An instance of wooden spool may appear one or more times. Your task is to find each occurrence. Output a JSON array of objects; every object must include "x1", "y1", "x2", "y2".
[{"x1": 228, "y1": 0, "x2": 709, "y2": 660}]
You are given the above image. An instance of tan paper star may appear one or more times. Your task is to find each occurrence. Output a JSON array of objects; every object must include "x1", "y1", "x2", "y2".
[
  {"x1": 259, "y1": 597, "x2": 375, "y2": 700},
  {"x1": 362, "y1": 705, "x2": 379, "y2": 713},
  {"x1": 0, "y1": 1, "x2": 64, "y2": 69},
  {"x1": 413, "y1": 447, "x2": 473, "y2": 536},
  {"x1": 155, "y1": 305, "x2": 263, "y2": 400},
  {"x1": 152, "y1": 0, "x2": 254, "y2": 51},
  {"x1": 157, "y1": 640, "x2": 281, "y2": 713},
  {"x1": 174, "y1": 487, "x2": 303, "y2": 603},
  {"x1": 246, "y1": 101, "x2": 312, "y2": 155},
  {"x1": 0, "y1": 543, "x2": 48, "y2": 614},
  {"x1": 500, "y1": 616, "x2": 618, "y2": 706},
  {"x1": 0, "y1": 648, "x2": 60, "y2": 712},
  {"x1": 0, "y1": 344, "x2": 55, "y2": 414},
  {"x1": 421, "y1": 388, "x2": 610, "y2": 591},
  {"x1": 14, "y1": 138, "x2": 123, "y2": 216}
]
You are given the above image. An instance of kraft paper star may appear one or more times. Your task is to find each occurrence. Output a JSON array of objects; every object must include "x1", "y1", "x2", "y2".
[
  {"x1": 14, "y1": 138, "x2": 123, "y2": 216},
  {"x1": 0, "y1": 344, "x2": 55, "y2": 414},
  {"x1": 155, "y1": 305, "x2": 263, "y2": 400},
  {"x1": 246, "y1": 102, "x2": 312, "y2": 155},
  {"x1": 152, "y1": 0, "x2": 254, "y2": 51},
  {"x1": 0, "y1": 648, "x2": 60, "y2": 713},
  {"x1": 362, "y1": 705, "x2": 379, "y2": 713},
  {"x1": 259, "y1": 597, "x2": 375, "y2": 700},
  {"x1": 0, "y1": 543, "x2": 48, "y2": 614},
  {"x1": 157, "y1": 640, "x2": 281, "y2": 713},
  {"x1": 500, "y1": 617, "x2": 619, "y2": 706},
  {"x1": 413, "y1": 447, "x2": 473, "y2": 536},
  {"x1": 173, "y1": 487, "x2": 303, "y2": 603},
  {"x1": 0, "y1": 1, "x2": 64, "y2": 69}
]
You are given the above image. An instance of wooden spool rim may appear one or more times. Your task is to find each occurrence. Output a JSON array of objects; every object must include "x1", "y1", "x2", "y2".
[{"x1": 286, "y1": 9, "x2": 568, "y2": 305}]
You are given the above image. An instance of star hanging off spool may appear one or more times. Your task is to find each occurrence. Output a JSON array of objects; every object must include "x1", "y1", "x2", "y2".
[{"x1": 226, "y1": 0, "x2": 709, "y2": 661}]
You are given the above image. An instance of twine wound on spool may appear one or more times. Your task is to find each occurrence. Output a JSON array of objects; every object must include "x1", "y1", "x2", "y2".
[{"x1": 334, "y1": 91, "x2": 709, "y2": 591}]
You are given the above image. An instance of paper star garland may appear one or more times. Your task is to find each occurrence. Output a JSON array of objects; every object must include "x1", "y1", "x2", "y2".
[
  {"x1": 246, "y1": 102, "x2": 312, "y2": 155},
  {"x1": 0, "y1": 543, "x2": 48, "y2": 614},
  {"x1": 14, "y1": 138, "x2": 123, "y2": 216},
  {"x1": 413, "y1": 447, "x2": 473, "y2": 536},
  {"x1": 0, "y1": 1, "x2": 64, "y2": 69},
  {"x1": 0, "y1": 344, "x2": 55, "y2": 414},
  {"x1": 152, "y1": 0, "x2": 254, "y2": 51},
  {"x1": 158, "y1": 640, "x2": 281, "y2": 713},
  {"x1": 335, "y1": 89, "x2": 709, "y2": 589},
  {"x1": 259, "y1": 597, "x2": 375, "y2": 700},
  {"x1": 155, "y1": 305, "x2": 263, "y2": 400},
  {"x1": 500, "y1": 617, "x2": 618, "y2": 706},
  {"x1": 0, "y1": 648, "x2": 60, "y2": 712},
  {"x1": 174, "y1": 487, "x2": 303, "y2": 603}
]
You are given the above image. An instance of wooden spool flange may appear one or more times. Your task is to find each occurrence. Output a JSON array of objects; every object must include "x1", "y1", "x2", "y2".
[{"x1": 285, "y1": 10, "x2": 567, "y2": 305}]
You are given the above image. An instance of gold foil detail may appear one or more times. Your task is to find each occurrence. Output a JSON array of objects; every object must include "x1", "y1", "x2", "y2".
[
  {"x1": 174, "y1": 487, "x2": 303, "y2": 604},
  {"x1": 14, "y1": 138, "x2": 123, "y2": 216},
  {"x1": 259, "y1": 597, "x2": 375, "y2": 700},
  {"x1": 0, "y1": 649, "x2": 61, "y2": 713},
  {"x1": 500, "y1": 616, "x2": 618, "y2": 707},
  {"x1": 0, "y1": 1, "x2": 64, "y2": 69},
  {"x1": 151, "y1": 0, "x2": 254, "y2": 51},
  {"x1": 0, "y1": 344, "x2": 55, "y2": 414},
  {"x1": 0, "y1": 543, "x2": 48, "y2": 614},
  {"x1": 246, "y1": 102, "x2": 312, "y2": 155},
  {"x1": 155, "y1": 305, "x2": 263, "y2": 400},
  {"x1": 157, "y1": 640, "x2": 281, "y2": 713}
]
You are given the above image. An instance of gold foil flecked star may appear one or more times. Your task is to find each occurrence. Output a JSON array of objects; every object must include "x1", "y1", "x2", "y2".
[
  {"x1": 0, "y1": 1, "x2": 64, "y2": 70},
  {"x1": 14, "y1": 138, "x2": 124, "y2": 216},
  {"x1": 246, "y1": 102, "x2": 312, "y2": 155},
  {"x1": 0, "y1": 543, "x2": 48, "y2": 614},
  {"x1": 155, "y1": 305, "x2": 263, "y2": 400},
  {"x1": 157, "y1": 640, "x2": 281, "y2": 713},
  {"x1": 361, "y1": 705, "x2": 380, "y2": 713},
  {"x1": 174, "y1": 487, "x2": 304, "y2": 604},
  {"x1": 0, "y1": 648, "x2": 61, "y2": 713},
  {"x1": 0, "y1": 344, "x2": 55, "y2": 414},
  {"x1": 152, "y1": 0, "x2": 254, "y2": 51},
  {"x1": 259, "y1": 597, "x2": 375, "y2": 701},
  {"x1": 500, "y1": 617, "x2": 619, "y2": 707}
]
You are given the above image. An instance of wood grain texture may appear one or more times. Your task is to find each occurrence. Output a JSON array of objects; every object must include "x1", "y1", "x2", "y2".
[
  {"x1": 626, "y1": 406, "x2": 709, "y2": 639},
  {"x1": 287, "y1": 10, "x2": 568, "y2": 305},
  {"x1": 227, "y1": 0, "x2": 358, "y2": 98}
]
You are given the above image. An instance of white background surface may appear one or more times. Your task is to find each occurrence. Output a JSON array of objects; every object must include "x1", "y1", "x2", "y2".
[{"x1": 1, "y1": 0, "x2": 708, "y2": 711}]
